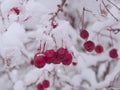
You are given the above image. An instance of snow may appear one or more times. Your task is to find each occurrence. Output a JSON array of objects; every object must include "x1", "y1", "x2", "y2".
[
  {"x1": 14, "y1": 80, "x2": 27, "y2": 90},
  {"x1": 24, "y1": 68, "x2": 41, "y2": 86},
  {"x1": 0, "y1": 0, "x2": 120, "y2": 90}
]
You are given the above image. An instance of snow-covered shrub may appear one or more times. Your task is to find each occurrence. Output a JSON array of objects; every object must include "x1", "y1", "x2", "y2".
[{"x1": 0, "y1": 0, "x2": 120, "y2": 90}]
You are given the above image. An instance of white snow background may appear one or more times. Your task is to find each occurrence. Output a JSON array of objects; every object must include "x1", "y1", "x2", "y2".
[{"x1": 0, "y1": 0, "x2": 120, "y2": 90}]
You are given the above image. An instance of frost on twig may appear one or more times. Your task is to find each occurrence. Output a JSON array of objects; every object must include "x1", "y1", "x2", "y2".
[{"x1": 0, "y1": 0, "x2": 120, "y2": 90}]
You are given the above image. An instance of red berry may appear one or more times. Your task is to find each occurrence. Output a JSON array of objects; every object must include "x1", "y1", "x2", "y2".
[
  {"x1": 51, "y1": 23, "x2": 58, "y2": 29},
  {"x1": 62, "y1": 58, "x2": 72, "y2": 65},
  {"x1": 80, "y1": 30, "x2": 89, "y2": 39},
  {"x1": 53, "y1": 58, "x2": 61, "y2": 64},
  {"x1": 62, "y1": 53, "x2": 72, "y2": 65},
  {"x1": 57, "y1": 47, "x2": 68, "y2": 56},
  {"x1": 10, "y1": 7, "x2": 20, "y2": 15},
  {"x1": 83, "y1": 40, "x2": 95, "y2": 52},
  {"x1": 42, "y1": 80, "x2": 50, "y2": 88},
  {"x1": 30, "y1": 60, "x2": 34, "y2": 65},
  {"x1": 34, "y1": 54, "x2": 46, "y2": 68},
  {"x1": 57, "y1": 47, "x2": 68, "y2": 61},
  {"x1": 37, "y1": 83, "x2": 44, "y2": 90},
  {"x1": 45, "y1": 50, "x2": 56, "y2": 58},
  {"x1": 45, "y1": 50, "x2": 57, "y2": 64},
  {"x1": 109, "y1": 48, "x2": 118, "y2": 58},
  {"x1": 95, "y1": 45, "x2": 104, "y2": 54},
  {"x1": 56, "y1": 47, "x2": 73, "y2": 65},
  {"x1": 72, "y1": 62, "x2": 77, "y2": 66},
  {"x1": 57, "y1": 55, "x2": 66, "y2": 62}
]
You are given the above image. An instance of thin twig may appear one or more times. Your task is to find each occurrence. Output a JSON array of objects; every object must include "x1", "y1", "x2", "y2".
[
  {"x1": 49, "y1": 0, "x2": 67, "y2": 28},
  {"x1": 81, "y1": 7, "x2": 85, "y2": 30},
  {"x1": 107, "y1": 0, "x2": 120, "y2": 10},
  {"x1": 102, "y1": 0, "x2": 118, "y2": 21}
]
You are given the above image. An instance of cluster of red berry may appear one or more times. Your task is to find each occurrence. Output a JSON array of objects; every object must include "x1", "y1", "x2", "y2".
[
  {"x1": 37, "y1": 80, "x2": 50, "y2": 90},
  {"x1": 32, "y1": 47, "x2": 73, "y2": 68},
  {"x1": 80, "y1": 30, "x2": 118, "y2": 58}
]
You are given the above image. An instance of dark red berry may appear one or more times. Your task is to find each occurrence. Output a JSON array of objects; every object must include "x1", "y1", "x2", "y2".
[
  {"x1": 62, "y1": 53, "x2": 72, "y2": 65},
  {"x1": 95, "y1": 45, "x2": 104, "y2": 54},
  {"x1": 72, "y1": 62, "x2": 77, "y2": 66},
  {"x1": 109, "y1": 48, "x2": 118, "y2": 58},
  {"x1": 53, "y1": 58, "x2": 61, "y2": 64},
  {"x1": 42, "y1": 80, "x2": 50, "y2": 88},
  {"x1": 62, "y1": 58, "x2": 72, "y2": 65},
  {"x1": 57, "y1": 55, "x2": 66, "y2": 62},
  {"x1": 34, "y1": 54, "x2": 46, "y2": 68},
  {"x1": 30, "y1": 60, "x2": 34, "y2": 65},
  {"x1": 80, "y1": 30, "x2": 89, "y2": 39},
  {"x1": 45, "y1": 50, "x2": 56, "y2": 58},
  {"x1": 10, "y1": 7, "x2": 20, "y2": 15},
  {"x1": 83, "y1": 40, "x2": 95, "y2": 52},
  {"x1": 37, "y1": 83, "x2": 44, "y2": 90},
  {"x1": 57, "y1": 47, "x2": 68, "y2": 56},
  {"x1": 57, "y1": 47, "x2": 68, "y2": 61},
  {"x1": 52, "y1": 23, "x2": 58, "y2": 29},
  {"x1": 45, "y1": 50, "x2": 57, "y2": 64}
]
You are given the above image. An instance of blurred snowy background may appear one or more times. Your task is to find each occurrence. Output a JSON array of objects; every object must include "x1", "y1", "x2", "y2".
[{"x1": 0, "y1": 0, "x2": 120, "y2": 90}]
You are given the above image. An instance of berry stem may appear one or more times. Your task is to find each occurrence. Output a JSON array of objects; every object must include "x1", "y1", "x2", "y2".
[
  {"x1": 82, "y1": 7, "x2": 85, "y2": 30},
  {"x1": 51, "y1": 34, "x2": 57, "y2": 49},
  {"x1": 42, "y1": 41, "x2": 47, "y2": 53},
  {"x1": 109, "y1": 29, "x2": 114, "y2": 47}
]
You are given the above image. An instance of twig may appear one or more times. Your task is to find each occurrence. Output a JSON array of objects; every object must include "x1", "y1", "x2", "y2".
[
  {"x1": 82, "y1": 8, "x2": 85, "y2": 30},
  {"x1": 49, "y1": 0, "x2": 67, "y2": 28},
  {"x1": 107, "y1": 0, "x2": 120, "y2": 10},
  {"x1": 107, "y1": 28, "x2": 120, "y2": 34},
  {"x1": 102, "y1": 0, "x2": 118, "y2": 21}
]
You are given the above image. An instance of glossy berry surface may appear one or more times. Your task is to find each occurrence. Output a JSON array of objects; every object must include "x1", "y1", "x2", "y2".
[
  {"x1": 95, "y1": 45, "x2": 104, "y2": 54},
  {"x1": 42, "y1": 80, "x2": 50, "y2": 88},
  {"x1": 37, "y1": 83, "x2": 44, "y2": 90},
  {"x1": 109, "y1": 48, "x2": 118, "y2": 58},
  {"x1": 83, "y1": 40, "x2": 95, "y2": 52},
  {"x1": 34, "y1": 54, "x2": 46, "y2": 68},
  {"x1": 80, "y1": 30, "x2": 89, "y2": 39}
]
